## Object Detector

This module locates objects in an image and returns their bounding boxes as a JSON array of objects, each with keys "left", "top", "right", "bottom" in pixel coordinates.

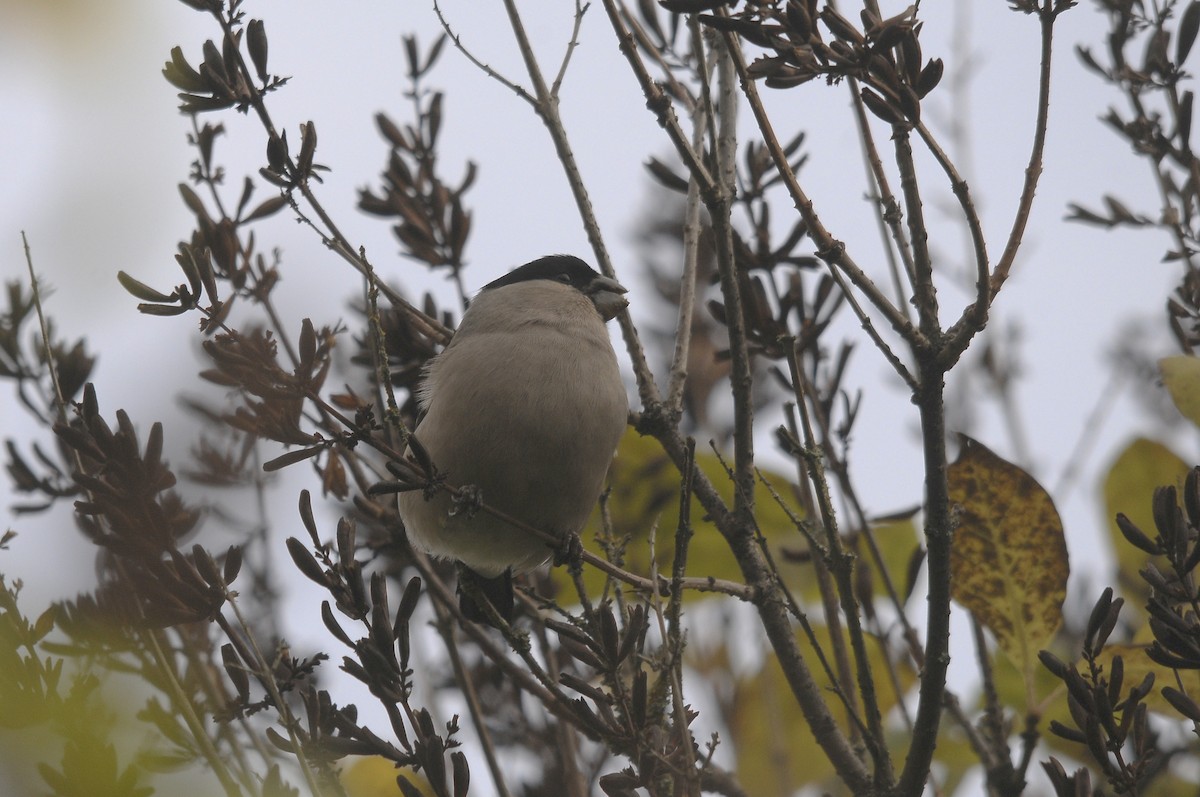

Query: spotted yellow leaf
[{"left": 947, "top": 436, "right": 1069, "bottom": 707}]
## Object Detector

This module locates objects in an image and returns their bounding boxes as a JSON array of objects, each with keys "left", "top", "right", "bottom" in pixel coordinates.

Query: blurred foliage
[{"left": 1103, "top": 437, "right": 1190, "bottom": 618}]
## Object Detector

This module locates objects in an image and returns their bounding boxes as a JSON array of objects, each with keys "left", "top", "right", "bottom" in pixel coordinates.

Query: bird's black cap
[{"left": 482, "top": 255, "right": 602, "bottom": 292}]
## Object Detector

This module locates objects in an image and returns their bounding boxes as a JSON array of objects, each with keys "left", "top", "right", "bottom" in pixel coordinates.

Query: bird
[{"left": 397, "top": 255, "right": 629, "bottom": 625}]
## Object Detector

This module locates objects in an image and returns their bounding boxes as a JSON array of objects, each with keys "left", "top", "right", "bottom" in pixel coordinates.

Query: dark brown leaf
[{"left": 1179, "top": 1, "right": 1200, "bottom": 67}]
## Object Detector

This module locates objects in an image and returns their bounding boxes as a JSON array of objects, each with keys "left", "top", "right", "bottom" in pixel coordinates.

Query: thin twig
[
  {"left": 716, "top": 28, "right": 927, "bottom": 362},
  {"left": 430, "top": 600, "right": 514, "bottom": 797},
  {"left": 432, "top": 0, "right": 536, "bottom": 106},
  {"left": 665, "top": 42, "right": 709, "bottom": 418},
  {"left": 22, "top": 233, "right": 69, "bottom": 425},
  {"left": 601, "top": 6, "right": 876, "bottom": 789},
  {"left": 662, "top": 439, "right": 699, "bottom": 793},
  {"left": 708, "top": 34, "right": 757, "bottom": 518},
  {"left": 845, "top": 78, "right": 918, "bottom": 315},
  {"left": 500, "top": 0, "right": 662, "bottom": 409},
  {"left": 947, "top": 3, "right": 1063, "bottom": 367},
  {"left": 894, "top": 129, "right": 941, "bottom": 341},
  {"left": 787, "top": 353, "right": 892, "bottom": 783},
  {"left": 211, "top": 8, "right": 454, "bottom": 350},
  {"left": 551, "top": 0, "right": 590, "bottom": 97}
]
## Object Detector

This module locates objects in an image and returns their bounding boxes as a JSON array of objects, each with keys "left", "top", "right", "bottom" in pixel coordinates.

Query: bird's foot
[
  {"left": 553, "top": 532, "right": 585, "bottom": 574},
  {"left": 449, "top": 484, "right": 483, "bottom": 518}
]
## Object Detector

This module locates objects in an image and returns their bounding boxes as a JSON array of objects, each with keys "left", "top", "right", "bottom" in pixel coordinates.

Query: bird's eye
[{"left": 555, "top": 273, "right": 572, "bottom": 284}]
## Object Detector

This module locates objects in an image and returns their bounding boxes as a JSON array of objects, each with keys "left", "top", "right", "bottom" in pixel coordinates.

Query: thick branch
[{"left": 894, "top": 358, "right": 954, "bottom": 797}]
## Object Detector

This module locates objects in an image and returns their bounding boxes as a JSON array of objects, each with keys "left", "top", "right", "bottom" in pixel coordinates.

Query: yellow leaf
[
  {"left": 1160, "top": 354, "right": 1200, "bottom": 427},
  {"left": 1096, "top": 643, "right": 1200, "bottom": 718},
  {"left": 947, "top": 436, "right": 1068, "bottom": 706},
  {"left": 558, "top": 430, "right": 808, "bottom": 600},
  {"left": 1103, "top": 438, "right": 1189, "bottom": 622},
  {"left": 341, "top": 756, "right": 432, "bottom": 797},
  {"left": 860, "top": 515, "right": 921, "bottom": 605},
  {"left": 722, "top": 622, "right": 915, "bottom": 796}
]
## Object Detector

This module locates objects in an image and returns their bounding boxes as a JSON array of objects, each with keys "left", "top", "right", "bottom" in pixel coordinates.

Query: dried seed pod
[
  {"left": 1084, "top": 587, "right": 1114, "bottom": 649},
  {"left": 765, "top": 66, "right": 817, "bottom": 89},
  {"left": 697, "top": 13, "right": 774, "bottom": 49},
  {"left": 163, "top": 46, "right": 208, "bottom": 93},
  {"left": 1185, "top": 466, "right": 1200, "bottom": 526},
  {"left": 631, "top": 669, "right": 648, "bottom": 729},
  {"left": 223, "top": 545, "right": 248, "bottom": 589},
  {"left": 297, "top": 121, "right": 318, "bottom": 179},
  {"left": 1048, "top": 719, "right": 1087, "bottom": 743},
  {"left": 1038, "top": 649, "right": 1071, "bottom": 680},
  {"left": 221, "top": 643, "right": 250, "bottom": 701},
  {"left": 867, "top": 52, "right": 900, "bottom": 91},
  {"left": 449, "top": 751, "right": 469, "bottom": 797},
  {"left": 396, "top": 576, "right": 423, "bottom": 624},
  {"left": 598, "top": 605, "right": 620, "bottom": 664},
  {"left": 376, "top": 112, "right": 408, "bottom": 149},
  {"left": 900, "top": 30, "right": 922, "bottom": 85},
  {"left": 916, "top": 57, "right": 944, "bottom": 98},
  {"left": 1115, "top": 512, "right": 1160, "bottom": 555},
  {"left": 1093, "top": 596, "right": 1123, "bottom": 653},
  {"left": 321, "top": 601, "right": 354, "bottom": 646},
  {"left": 192, "top": 544, "right": 223, "bottom": 588},
  {"left": 860, "top": 87, "right": 904, "bottom": 125},
  {"left": 1179, "top": 1, "right": 1200, "bottom": 66},
  {"left": 560, "top": 634, "right": 605, "bottom": 670},
  {"left": 1162, "top": 685, "right": 1200, "bottom": 721},
  {"left": 560, "top": 672, "right": 610, "bottom": 704},
  {"left": 118, "top": 271, "right": 176, "bottom": 304},
  {"left": 820, "top": 6, "right": 864, "bottom": 44},
  {"left": 897, "top": 83, "right": 921, "bottom": 122},
  {"left": 287, "top": 537, "right": 329, "bottom": 586},
  {"left": 201, "top": 39, "right": 231, "bottom": 89},
  {"left": 616, "top": 605, "right": 647, "bottom": 664},
  {"left": 785, "top": 0, "right": 812, "bottom": 39},
  {"left": 645, "top": 156, "right": 689, "bottom": 192},
  {"left": 1082, "top": 717, "right": 1109, "bottom": 769},
  {"left": 266, "top": 130, "right": 289, "bottom": 174},
  {"left": 397, "top": 775, "right": 425, "bottom": 797},
  {"left": 1126, "top": 672, "right": 1156, "bottom": 704},
  {"left": 247, "top": 19, "right": 269, "bottom": 83},
  {"left": 567, "top": 696, "right": 608, "bottom": 736},
  {"left": 871, "top": 19, "right": 912, "bottom": 51}
]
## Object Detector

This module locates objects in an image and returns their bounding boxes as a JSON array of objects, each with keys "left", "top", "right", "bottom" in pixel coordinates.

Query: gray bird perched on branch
[{"left": 398, "top": 255, "right": 629, "bottom": 625}]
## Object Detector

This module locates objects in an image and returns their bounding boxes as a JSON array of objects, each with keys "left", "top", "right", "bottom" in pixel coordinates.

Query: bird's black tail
[{"left": 457, "top": 566, "right": 515, "bottom": 627}]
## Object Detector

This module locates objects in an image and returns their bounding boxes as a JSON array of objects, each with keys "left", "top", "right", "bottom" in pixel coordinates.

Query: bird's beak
[{"left": 589, "top": 275, "right": 628, "bottom": 321}]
